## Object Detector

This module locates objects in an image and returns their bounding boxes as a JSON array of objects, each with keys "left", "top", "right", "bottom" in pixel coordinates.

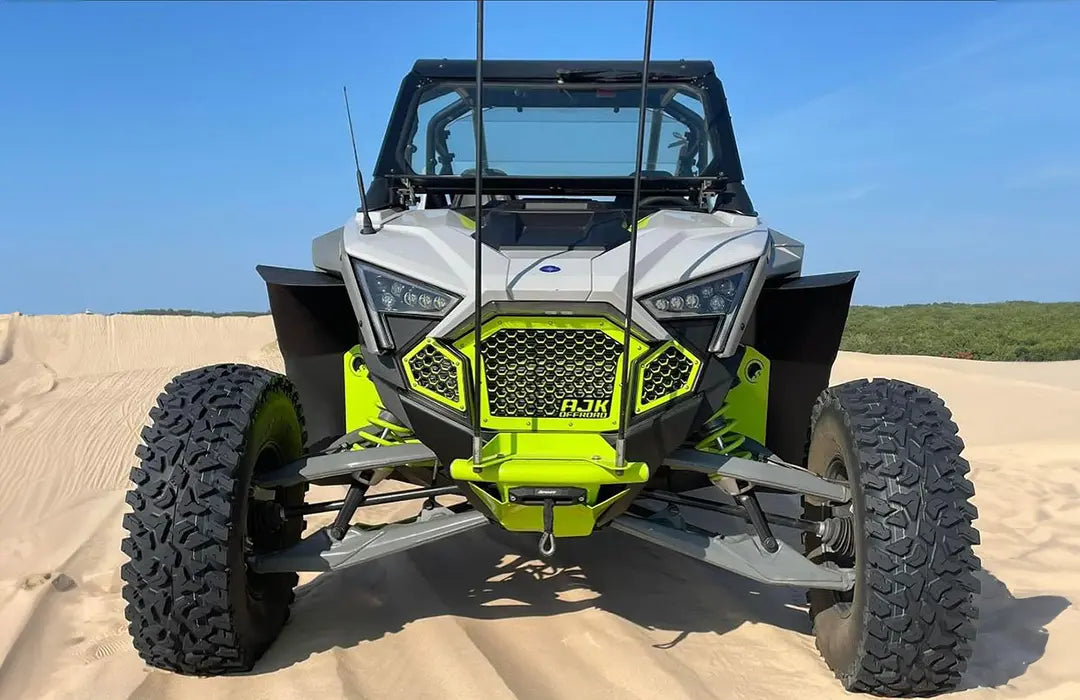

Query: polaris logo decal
[{"left": 558, "top": 398, "right": 610, "bottom": 418}]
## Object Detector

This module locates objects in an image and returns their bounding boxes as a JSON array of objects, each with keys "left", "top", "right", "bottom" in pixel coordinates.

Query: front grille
[
  {"left": 481, "top": 328, "right": 622, "bottom": 418},
  {"left": 640, "top": 345, "right": 695, "bottom": 406},
  {"left": 407, "top": 344, "right": 460, "bottom": 403}
]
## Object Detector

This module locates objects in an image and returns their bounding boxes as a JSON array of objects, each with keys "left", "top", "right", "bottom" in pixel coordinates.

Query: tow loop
[
  {"left": 538, "top": 531, "right": 556, "bottom": 557},
  {"left": 538, "top": 497, "right": 557, "bottom": 557}
]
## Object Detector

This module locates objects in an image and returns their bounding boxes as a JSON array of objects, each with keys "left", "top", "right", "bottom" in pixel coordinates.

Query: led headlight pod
[
  {"left": 353, "top": 261, "right": 461, "bottom": 318},
  {"left": 641, "top": 263, "right": 753, "bottom": 319}
]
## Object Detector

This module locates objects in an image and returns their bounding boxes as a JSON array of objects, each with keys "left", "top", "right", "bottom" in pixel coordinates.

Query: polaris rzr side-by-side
[{"left": 120, "top": 5, "right": 979, "bottom": 694}]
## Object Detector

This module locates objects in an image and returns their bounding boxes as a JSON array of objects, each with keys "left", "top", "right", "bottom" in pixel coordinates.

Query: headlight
[
  {"left": 353, "top": 261, "right": 460, "bottom": 349},
  {"left": 641, "top": 263, "right": 752, "bottom": 319}
]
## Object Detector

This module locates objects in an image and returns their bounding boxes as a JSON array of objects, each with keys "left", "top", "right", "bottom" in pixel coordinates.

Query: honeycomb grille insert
[
  {"left": 481, "top": 328, "right": 621, "bottom": 418},
  {"left": 407, "top": 344, "right": 460, "bottom": 403},
  {"left": 640, "top": 345, "right": 695, "bottom": 406}
]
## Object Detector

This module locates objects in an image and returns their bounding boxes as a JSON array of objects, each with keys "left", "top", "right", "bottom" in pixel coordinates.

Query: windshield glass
[{"left": 406, "top": 83, "right": 713, "bottom": 177}]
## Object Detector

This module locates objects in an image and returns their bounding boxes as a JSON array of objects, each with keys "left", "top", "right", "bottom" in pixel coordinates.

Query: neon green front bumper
[{"left": 450, "top": 433, "right": 648, "bottom": 536}]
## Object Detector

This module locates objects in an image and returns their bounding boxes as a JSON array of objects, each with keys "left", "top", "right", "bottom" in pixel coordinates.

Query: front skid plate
[{"left": 612, "top": 515, "right": 855, "bottom": 591}]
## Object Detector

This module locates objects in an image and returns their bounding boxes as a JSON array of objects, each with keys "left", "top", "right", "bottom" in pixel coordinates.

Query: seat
[
  {"left": 613, "top": 170, "right": 674, "bottom": 209},
  {"left": 451, "top": 168, "right": 514, "bottom": 208}
]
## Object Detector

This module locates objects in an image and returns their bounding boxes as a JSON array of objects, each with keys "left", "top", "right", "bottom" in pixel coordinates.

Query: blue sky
[{"left": 1, "top": 1, "right": 1078, "bottom": 313}]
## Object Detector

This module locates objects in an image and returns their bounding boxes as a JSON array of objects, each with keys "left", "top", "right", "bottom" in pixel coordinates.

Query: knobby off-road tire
[
  {"left": 803, "top": 379, "right": 980, "bottom": 696},
  {"left": 121, "top": 364, "right": 307, "bottom": 674}
]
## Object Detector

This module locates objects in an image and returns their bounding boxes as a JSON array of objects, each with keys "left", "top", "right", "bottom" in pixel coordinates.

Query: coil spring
[
  {"left": 329, "top": 413, "right": 415, "bottom": 451},
  {"left": 694, "top": 403, "right": 753, "bottom": 459}
]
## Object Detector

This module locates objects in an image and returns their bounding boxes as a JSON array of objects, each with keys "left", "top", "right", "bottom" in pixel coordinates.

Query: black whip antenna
[
  {"left": 616, "top": 0, "right": 655, "bottom": 466},
  {"left": 471, "top": 0, "right": 485, "bottom": 464},
  {"left": 343, "top": 85, "right": 377, "bottom": 235}
]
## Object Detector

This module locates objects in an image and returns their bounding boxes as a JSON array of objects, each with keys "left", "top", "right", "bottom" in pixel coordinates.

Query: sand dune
[{"left": 0, "top": 312, "right": 1076, "bottom": 699}]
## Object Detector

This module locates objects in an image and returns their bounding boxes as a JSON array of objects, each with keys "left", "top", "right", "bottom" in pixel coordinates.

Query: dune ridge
[{"left": 0, "top": 312, "right": 1076, "bottom": 699}]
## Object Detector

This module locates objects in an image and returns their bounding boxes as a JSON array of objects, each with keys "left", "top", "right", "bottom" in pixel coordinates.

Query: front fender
[
  {"left": 257, "top": 265, "right": 358, "bottom": 448},
  {"left": 746, "top": 271, "right": 858, "bottom": 463}
]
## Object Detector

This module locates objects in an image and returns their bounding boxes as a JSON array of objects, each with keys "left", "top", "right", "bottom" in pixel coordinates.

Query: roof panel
[{"left": 411, "top": 59, "right": 715, "bottom": 82}]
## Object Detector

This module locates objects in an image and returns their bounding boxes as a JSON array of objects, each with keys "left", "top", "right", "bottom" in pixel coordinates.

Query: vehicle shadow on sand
[
  {"left": 254, "top": 526, "right": 809, "bottom": 674},
  {"left": 253, "top": 524, "right": 1068, "bottom": 687},
  {"left": 961, "top": 569, "right": 1070, "bottom": 690}
]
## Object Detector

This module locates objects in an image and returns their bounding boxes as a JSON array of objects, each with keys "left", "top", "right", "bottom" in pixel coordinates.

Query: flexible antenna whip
[
  {"left": 343, "top": 86, "right": 376, "bottom": 235},
  {"left": 616, "top": 0, "right": 655, "bottom": 466},
  {"left": 471, "top": 0, "right": 485, "bottom": 463}
]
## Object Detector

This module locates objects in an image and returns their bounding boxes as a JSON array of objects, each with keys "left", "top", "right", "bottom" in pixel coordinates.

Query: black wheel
[
  {"left": 803, "top": 378, "right": 980, "bottom": 696},
  {"left": 121, "top": 364, "right": 307, "bottom": 675}
]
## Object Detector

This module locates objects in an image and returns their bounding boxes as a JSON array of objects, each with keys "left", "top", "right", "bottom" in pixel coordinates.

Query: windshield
[{"left": 405, "top": 83, "right": 714, "bottom": 178}]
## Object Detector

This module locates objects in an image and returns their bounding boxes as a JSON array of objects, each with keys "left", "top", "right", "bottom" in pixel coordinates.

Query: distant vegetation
[
  {"left": 841, "top": 302, "right": 1080, "bottom": 361},
  {"left": 116, "top": 302, "right": 1080, "bottom": 362},
  {"left": 120, "top": 309, "right": 268, "bottom": 318}
]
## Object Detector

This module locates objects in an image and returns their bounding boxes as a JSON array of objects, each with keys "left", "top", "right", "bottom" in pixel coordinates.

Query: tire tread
[
  {"left": 810, "top": 378, "right": 980, "bottom": 696},
  {"left": 120, "top": 363, "right": 304, "bottom": 675}
]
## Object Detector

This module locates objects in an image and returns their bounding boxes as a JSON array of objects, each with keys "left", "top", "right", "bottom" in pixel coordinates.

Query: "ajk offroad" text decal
[{"left": 558, "top": 398, "right": 610, "bottom": 419}]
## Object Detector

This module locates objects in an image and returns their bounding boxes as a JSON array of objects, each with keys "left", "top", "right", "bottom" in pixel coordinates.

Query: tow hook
[
  {"left": 536, "top": 498, "right": 555, "bottom": 556},
  {"left": 507, "top": 486, "right": 587, "bottom": 559}
]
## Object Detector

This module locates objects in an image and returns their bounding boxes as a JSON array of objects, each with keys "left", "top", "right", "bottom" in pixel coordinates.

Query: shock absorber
[
  {"left": 735, "top": 492, "right": 779, "bottom": 553},
  {"left": 328, "top": 411, "right": 415, "bottom": 451},
  {"left": 695, "top": 403, "right": 754, "bottom": 460},
  {"left": 695, "top": 402, "right": 756, "bottom": 497},
  {"left": 696, "top": 402, "right": 780, "bottom": 551},
  {"left": 327, "top": 412, "right": 416, "bottom": 541},
  {"left": 328, "top": 481, "right": 368, "bottom": 541}
]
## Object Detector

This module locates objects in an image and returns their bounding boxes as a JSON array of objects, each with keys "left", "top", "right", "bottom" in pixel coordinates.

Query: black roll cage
[{"left": 368, "top": 60, "right": 754, "bottom": 214}]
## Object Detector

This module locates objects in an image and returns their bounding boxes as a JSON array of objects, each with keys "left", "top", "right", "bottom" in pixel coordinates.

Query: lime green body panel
[
  {"left": 467, "top": 487, "right": 630, "bottom": 537},
  {"left": 344, "top": 331, "right": 772, "bottom": 536},
  {"left": 633, "top": 340, "right": 702, "bottom": 413},
  {"left": 401, "top": 338, "right": 468, "bottom": 412},
  {"left": 344, "top": 346, "right": 387, "bottom": 431},
  {"left": 450, "top": 433, "right": 648, "bottom": 537},
  {"left": 723, "top": 345, "right": 770, "bottom": 446},
  {"left": 452, "top": 315, "right": 651, "bottom": 432},
  {"left": 396, "top": 315, "right": 701, "bottom": 429},
  {"left": 456, "top": 212, "right": 476, "bottom": 231},
  {"left": 695, "top": 346, "right": 770, "bottom": 460}
]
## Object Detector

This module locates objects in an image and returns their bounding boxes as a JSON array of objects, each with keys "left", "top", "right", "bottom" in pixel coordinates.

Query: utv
[{"left": 120, "top": 57, "right": 979, "bottom": 695}]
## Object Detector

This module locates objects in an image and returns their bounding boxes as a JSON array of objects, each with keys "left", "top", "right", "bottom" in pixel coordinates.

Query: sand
[{"left": 0, "top": 312, "right": 1076, "bottom": 699}]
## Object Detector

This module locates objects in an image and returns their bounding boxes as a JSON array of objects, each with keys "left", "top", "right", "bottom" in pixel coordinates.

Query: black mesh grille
[
  {"left": 407, "top": 344, "right": 460, "bottom": 403},
  {"left": 640, "top": 345, "right": 694, "bottom": 405},
  {"left": 481, "top": 328, "right": 621, "bottom": 418}
]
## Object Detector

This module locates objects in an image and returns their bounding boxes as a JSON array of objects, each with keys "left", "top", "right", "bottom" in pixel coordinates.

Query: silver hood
[{"left": 314, "top": 207, "right": 803, "bottom": 356}]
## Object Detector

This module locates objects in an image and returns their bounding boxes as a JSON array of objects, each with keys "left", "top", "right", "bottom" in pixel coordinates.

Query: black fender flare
[
  {"left": 747, "top": 271, "right": 858, "bottom": 463},
  {"left": 258, "top": 265, "right": 357, "bottom": 449}
]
